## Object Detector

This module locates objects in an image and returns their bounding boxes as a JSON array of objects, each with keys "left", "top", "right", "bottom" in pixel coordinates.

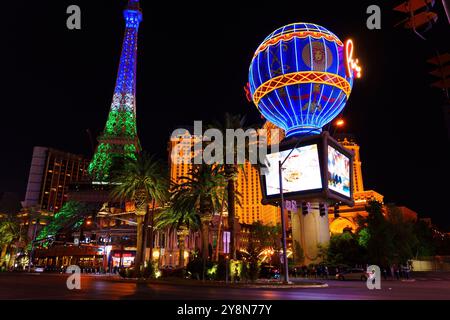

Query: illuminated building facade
[
  {"left": 15, "top": 146, "right": 89, "bottom": 247},
  {"left": 22, "top": 146, "right": 89, "bottom": 212},
  {"left": 328, "top": 135, "right": 384, "bottom": 233},
  {"left": 168, "top": 123, "right": 280, "bottom": 226}
]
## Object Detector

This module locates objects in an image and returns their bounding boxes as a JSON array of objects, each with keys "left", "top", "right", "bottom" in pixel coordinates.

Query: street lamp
[
  {"left": 335, "top": 119, "right": 345, "bottom": 127},
  {"left": 278, "top": 128, "right": 317, "bottom": 284},
  {"left": 331, "top": 117, "right": 345, "bottom": 137}
]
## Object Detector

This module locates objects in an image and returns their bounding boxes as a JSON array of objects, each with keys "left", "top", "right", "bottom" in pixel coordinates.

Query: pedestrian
[
  {"left": 394, "top": 265, "right": 400, "bottom": 280},
  {"left": 324, "top": 266, "right": 329, "bottom": 279},
  {"left": 390, "top": 265, "right": 394, "bottom": 280},
  {"left": 382, "top": 267, "right": 387, "bottom": 280}
]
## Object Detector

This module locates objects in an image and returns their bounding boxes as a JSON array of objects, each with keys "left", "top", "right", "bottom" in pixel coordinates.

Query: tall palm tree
[
  {"left": 0, "top": 214, "right": 25, "bottom": 269},
  {"left": 111, "top": 153, "right": 168, "bottom": 272},
  {"left": 155, "top": 202, "right": 200, "bottom": 267},
  {"left": 210, "top": 113, "right": 255, "bottom": 259},
  {"left": 169, "top": 164, "right": 226, "bottom": 263}
]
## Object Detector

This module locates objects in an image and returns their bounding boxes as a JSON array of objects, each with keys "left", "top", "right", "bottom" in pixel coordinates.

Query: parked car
[
  {"left": 259, "top": 265, "right": 281, "bottom": 279},
  {"left": 31, "top": 265, "right": 45, "bottom": 273},
  {"left": 335, "top": 268, "right": 369, "bottom": 281}
]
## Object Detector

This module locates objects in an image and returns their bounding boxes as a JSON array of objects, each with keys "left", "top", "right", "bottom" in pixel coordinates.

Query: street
[{"left": 0, "top": 273, "right": 449, "bottom": 300}]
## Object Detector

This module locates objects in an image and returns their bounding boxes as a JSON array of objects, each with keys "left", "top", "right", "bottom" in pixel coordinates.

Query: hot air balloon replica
[
  {"left": 248, "top": 22, "right": 361, "bottom": 137},
  {"left": 249, "top": 23, "right": 362, "bottom": 268}
]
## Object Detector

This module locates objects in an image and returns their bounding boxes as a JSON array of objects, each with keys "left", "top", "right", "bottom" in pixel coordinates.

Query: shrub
[
  {"left": 186, "top": 257, "right": 205, "bottom": 280},
  {"left": 119, "top": 267, "right": 136, "bottom": 278},
  {"left": 248, "top": 259, "right": 259, "bottom": 282},
  {"left": 141, "top": 263, "right": 156, "bottom": 279},
  {"left": 161, "top": 267, "right": 185, "bottom": 278},
  {"left": 216, "top": 257, "right": 227, "bottom": 281}
]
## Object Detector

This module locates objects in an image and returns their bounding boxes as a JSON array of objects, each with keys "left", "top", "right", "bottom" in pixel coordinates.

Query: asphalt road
[{"left": 0, "top": 273, "right": 449, "bottom": 300}]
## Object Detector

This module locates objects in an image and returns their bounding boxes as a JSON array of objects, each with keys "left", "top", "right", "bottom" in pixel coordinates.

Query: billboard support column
[
  {"left": 294, "top": 203, "right": 330, "bottom": 265},
  {"left": 278, "top": 160, "right": 290, "bottom": 284}
]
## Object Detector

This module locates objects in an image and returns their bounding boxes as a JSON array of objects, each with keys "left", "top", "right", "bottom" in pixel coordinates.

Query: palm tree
[
  {"left": 0, "top": 214, "right": 25, "bottom": 269},
  {"left": 210, "top": 113, "right": 255, "bottom": 259},
  {"left": 111, "top": 153, "right": 168, "bottom": 272},
  {"left": 169, "top": 164, "right": 226, "bottom": 264},
  {"left": 155, "top": 203, "right": 200, "bottom": 267}
]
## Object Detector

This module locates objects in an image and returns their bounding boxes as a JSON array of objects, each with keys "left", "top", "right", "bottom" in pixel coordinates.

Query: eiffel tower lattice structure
[{"left": 89, "top": 0, "right": 143, "bottom": 182}]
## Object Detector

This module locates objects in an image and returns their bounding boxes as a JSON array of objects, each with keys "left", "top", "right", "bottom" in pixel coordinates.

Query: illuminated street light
[{"left": 336, "top": 119, "right": 345, "bottom": 127}]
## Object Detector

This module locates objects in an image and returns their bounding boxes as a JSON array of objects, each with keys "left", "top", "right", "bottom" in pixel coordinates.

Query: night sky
[{"left": 2, "top": 1, "right": 449, "bottom": 229}]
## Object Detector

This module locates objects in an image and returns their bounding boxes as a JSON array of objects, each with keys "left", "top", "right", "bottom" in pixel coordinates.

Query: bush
[
  {"left": 141, "top": 263, "right": 156, "bottom": 279},
  {"left": 216, "top": 257, "right": 227, "bottom": 281},
  {"left": 186, "top": 257, "right": 203, "bottom": 280},
  {"left": 161, "top": 267, "right": 185, "bottom": 278},
  {"left": 118, "top": 267, "right": 136, "bottom": 278},
  {"left": 240, "top": 261, "right": 249, "bottom": 282},
  {"left": 186, "top": 257, "right": 214, "bottom": 280},
  {"left": 118, "top": 263, "right": 157, "bottom": 279},
  {"left": 248, "top": 260, "right": 259, "bottom": 282}
]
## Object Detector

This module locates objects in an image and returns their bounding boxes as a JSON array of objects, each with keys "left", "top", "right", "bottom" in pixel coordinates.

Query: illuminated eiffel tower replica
[{"left": 88, "top": 0, "right": 143, "bottom": 183}]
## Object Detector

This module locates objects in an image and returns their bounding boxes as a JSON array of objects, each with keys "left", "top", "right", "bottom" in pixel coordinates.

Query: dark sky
[{"left": 2, "top": 1, "right": 449, "bottom": 229}]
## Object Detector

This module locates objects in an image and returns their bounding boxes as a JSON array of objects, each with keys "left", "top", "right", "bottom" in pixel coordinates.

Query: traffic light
[
  {"left": 301, "top": 202, "right": 310, "bottom": 215},
  {"left": 334, "top": 203, "right": 340, "bottom": 218},
  {"left": 319, "top": 203, "right": 327, "bottom": 217}
]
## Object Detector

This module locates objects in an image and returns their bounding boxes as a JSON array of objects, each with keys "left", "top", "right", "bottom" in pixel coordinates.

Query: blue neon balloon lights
[{"left": 249, "top": 23, "right": 358, "bottom": 137}]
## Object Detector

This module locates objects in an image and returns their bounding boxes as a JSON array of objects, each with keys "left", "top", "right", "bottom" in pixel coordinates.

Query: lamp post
[
  {"left": 331, "top": 118, "right": 345, "bottom": 137},
  {"left": 277, "top": 128, "right": 317, "bottom": 284}
]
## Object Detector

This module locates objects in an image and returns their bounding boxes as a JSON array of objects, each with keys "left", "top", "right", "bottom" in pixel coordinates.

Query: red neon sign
[{"left": 345, "top": 39, "right": 362, "bottom": 79}]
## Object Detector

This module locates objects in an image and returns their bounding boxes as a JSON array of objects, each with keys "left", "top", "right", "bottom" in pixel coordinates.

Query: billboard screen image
[
  {"left": 264, "top": 144, "right": 322, "bottom": 196},
  {"left": 328, "top": 145, "right": 350, "bottom": 197}
]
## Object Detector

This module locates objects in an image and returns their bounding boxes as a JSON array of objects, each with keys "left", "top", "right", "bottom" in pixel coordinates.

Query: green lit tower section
[{"left": 89, "top": 0, "right": 143, "bottom": 182}]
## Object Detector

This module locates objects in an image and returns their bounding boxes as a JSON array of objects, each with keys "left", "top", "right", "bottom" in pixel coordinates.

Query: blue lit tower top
[
  {"left": 88, "top": 0, "right": 143, "bottom": 182},
  {"left": 111, "top": 0, "right": 143, "bottom": 113}
]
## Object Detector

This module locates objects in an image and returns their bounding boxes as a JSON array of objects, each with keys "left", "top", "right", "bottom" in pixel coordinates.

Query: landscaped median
[{"left": 102, "top": 276, "right": 328, "bottom": 289}]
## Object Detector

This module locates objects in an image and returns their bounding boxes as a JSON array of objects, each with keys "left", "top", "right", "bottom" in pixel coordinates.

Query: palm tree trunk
[
  {"left": 177, "top": 227, "right": 188, "bottom": 267},
  {"left": 148, "top": 199, "right": 156, "bottom": 264},
  {"left": 227, "top": 178, "right": 236, "bottom": 259},
  {"left": 135, "top": 215, "right": 144, "bottom": 272},
  {"left": 200, "top": 217, "right": 210, "bottom": 281},
  {"left": 7, "top": 245, "right": 16, "bottom": 269},
  {"left": 200, "top": 217, "right": 210, "bottom": 262},
  {"left": 215, "top": 194, "right": 226, "bottom": 262},
  {"left": 141, "top": 209, "right": 149, "bottom": 266},
  {"left": 1, "top": 244, "right": 8, "bottom": 268}
]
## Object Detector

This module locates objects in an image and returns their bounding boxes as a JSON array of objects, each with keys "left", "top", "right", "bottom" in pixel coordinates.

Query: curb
[{"left": 102, "top": 277, "right": 329, "bottom": 289}]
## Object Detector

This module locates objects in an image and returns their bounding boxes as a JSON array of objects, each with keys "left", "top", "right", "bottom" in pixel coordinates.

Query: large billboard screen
[
  {"left": 263, "top": 144, "right": 322, "bottom": 196},
  {"left": 327, "top": 145, "right": 351, "bottom": 197}
]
